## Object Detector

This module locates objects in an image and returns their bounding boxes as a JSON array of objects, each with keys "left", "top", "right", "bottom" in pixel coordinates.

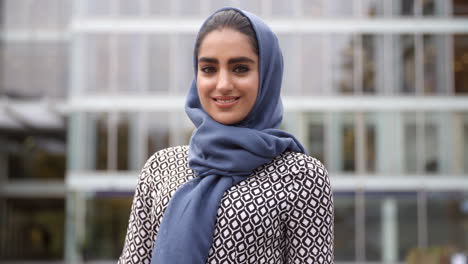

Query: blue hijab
[{"left": 151, "top": 7, "right": 305, "bottom": 264}]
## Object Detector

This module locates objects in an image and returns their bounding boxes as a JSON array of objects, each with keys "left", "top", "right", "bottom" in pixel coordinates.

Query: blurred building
[{"left": 1, "top": 0, "right": 468, "bottom": 263}]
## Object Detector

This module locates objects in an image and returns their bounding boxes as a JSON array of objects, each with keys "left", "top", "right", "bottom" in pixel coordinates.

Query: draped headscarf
[{"left": 151, "top": 7, "right": 306, "bottom": 264}]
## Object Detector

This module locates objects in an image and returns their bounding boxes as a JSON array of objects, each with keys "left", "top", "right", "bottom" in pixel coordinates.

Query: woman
[{"left": 119, "top": 7, "right": 333, "bottom": 264}]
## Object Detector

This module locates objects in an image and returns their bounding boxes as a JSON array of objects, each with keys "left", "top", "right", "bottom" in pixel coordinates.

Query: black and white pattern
[{"left": 118, "top": 146, "right": 333, "bottom": 264}]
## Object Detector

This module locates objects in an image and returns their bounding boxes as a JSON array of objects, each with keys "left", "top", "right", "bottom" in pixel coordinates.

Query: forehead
[{"left": 198, "top": 28, "right": 258, "bottom": 59}]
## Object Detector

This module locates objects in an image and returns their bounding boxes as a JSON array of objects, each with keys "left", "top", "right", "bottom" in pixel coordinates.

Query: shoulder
[
  {"left": 268, "top": 151, "right": 328, "bottom": 178},
  {"left": 140, "top": 145, "right": 191, "bottom": 181}
]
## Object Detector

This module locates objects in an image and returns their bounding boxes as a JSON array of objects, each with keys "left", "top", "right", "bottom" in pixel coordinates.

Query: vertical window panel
[
  {"left": 278, "top": 34, "right": 301, "bottom": 95},
  {"left": 115, "top": 34, "right": 145, "bottom": 92},
  {"left": 117, "top": 114, "right": 130, "bottom": 171},
  {"left": 464, "top": 117, "right": 468, "bottom": 173},
  {"left": 85, "top": 34, "right": 111, "bottom": 93},
  {"left": 84, "top": 0, "right": 113, "bottom": 16},
  {"left": 423, "top": 35, "right": 445, "bottom": 94},
  {"left": 0, "top": 198, "right": 65, "bottom": 260},
  {"left": 238, "top": 0, "right": 262, "bottom": 15},
  {"left": 271, "top": 0, "right": 297, "bottom": 17},
  {"left": 403, "top": 113, "right": 418, "bottom": 174},
  {"left": 393, "top": 0, "right": 415, "bottom": 16},
  {"left": 453, "top": 0, "right": 468, "bottom": 16},
  {"left": 84, "top": 194, "right": 132, "bottom": 260},
  {"left": 424, "top": 117, "right": 439, "bottom": 173},
  {"left": 364, "top": 113, "right": 377, "bottom": 173},
  {"left": 454, "top": 34, "right": 468, "bottom": 94},
  {"left": 147, "top": 113, "right": 170, "bottom": 157},
  {"left": 302, "top": 34, "right": 325, "bottom": 95},
  {"left": 307, "top": 113, "right": 325, "bottom": 164},
  {"left": 361, "top": 34, "right": 379, "bottom": 94},
  {"left": 334, "top": 192, "right": 356, "bottom": 261},
  {"left": 360, "top": 0, "right": 386, "bottom": 17},
  {"left": 94, "top": 113, "right": 108, "bottom": 171},
  {"left": 301, "top": 0, "right": 324, "bottom": 17},
  {"left": 174, "top": 0, "right": 202, "bottom": 17},
  {"left": 395, "top": 35, "right": 416, "bottom": 94},
  {"left": 427, "top": 192, "right": 468, "bottom": 251},
  {"left": 324, "top": 0, "right": 354, "bottom": 17},
  {"left": 331, "top": 34, "right": 355, "bottom": 94},
  {"left": 148, "top": 0, "right": 171, "bottom": 16},
  {"left": 341, "top": 113, "right": 356, "bottom": 172},
  {"left": 174, "top": 34, "right": 196, "bottom": 95},
  {"left": 118, "top": 0, "right": 141, "bottom": 16},
  {"left": 148, "top": 35, "right": 171, "bottom": 93}
]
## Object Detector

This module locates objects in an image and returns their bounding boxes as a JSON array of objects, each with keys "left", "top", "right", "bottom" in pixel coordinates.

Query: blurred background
[{"left": 0, "top": 0, "right": 468, "bottom": 263}]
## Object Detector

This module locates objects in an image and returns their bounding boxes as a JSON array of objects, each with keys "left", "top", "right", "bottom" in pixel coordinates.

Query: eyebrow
[{"left": 198, "top": 56, "right": 255, "bottom": 64}]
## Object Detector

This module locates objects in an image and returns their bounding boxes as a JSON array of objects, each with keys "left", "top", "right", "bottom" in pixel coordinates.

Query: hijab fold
[{"left": 151, "top": 7, "right": 305, "bottom": 264}]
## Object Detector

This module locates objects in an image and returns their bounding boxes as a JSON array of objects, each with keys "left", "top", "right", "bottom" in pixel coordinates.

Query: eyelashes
[{"left": 199, "top": 64, "right": 251, "bottom": 74}]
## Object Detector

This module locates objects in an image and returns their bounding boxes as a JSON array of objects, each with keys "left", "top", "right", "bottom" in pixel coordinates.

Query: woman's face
[{"left": 197, "top": 28, "right": 259, "bottom": 125}]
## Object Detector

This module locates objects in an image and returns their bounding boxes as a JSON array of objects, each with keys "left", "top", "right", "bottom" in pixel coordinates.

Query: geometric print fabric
[{"left": 118, "top": 146, "right": 333, "bottom": 264}]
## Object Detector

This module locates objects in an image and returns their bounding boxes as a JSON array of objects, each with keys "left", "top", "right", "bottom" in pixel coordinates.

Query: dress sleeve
[
  {"left": 286, "top": 158, "right": 334, "bottom": 264},
  {"left": 118, "top": 156, "right": 157, "bottom": 264}
]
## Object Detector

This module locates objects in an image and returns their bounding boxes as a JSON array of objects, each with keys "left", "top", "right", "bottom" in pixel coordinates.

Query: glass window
[
  {"left": 278, "top": 34, "right": 301, "bottom": 95},
  {"left": 2, "top": 0, "right": 26, "bottom": 30},
  {"left": 301, "top": 34, "right": 325, "bottom": 95},
  {"left": 115, "top": 34, "right": 145, "bottom": 92},
  {"left": 427, "top": 192, "right": 468, "bottom": 252},
  {"left": 148, "top": 0, "right": 171, "bottom": 16},
  {"left": 2, "top": 128, "right": 66, "bottom": 180},
  {"left": 454, "top": 34, "right": 468, "bottom": 94},
  {"left": 424, "top": 115, "right": 440, "bottom": 173},
  {"left": 84, "top": 34, "right": 111, "bottom": 93},
  {"left": 301, "top": 0, "right": 324, "bottom": 17},
  {"left": 365, "top": 192, "right": 418, "bottom": 262},
  {"left": 306, "top": 113, "right": 325, "bottom": 164},
  {"left": 361, "top": 34, "right": 380, "bottom": 94},
  {"left": 330, "top": 34, "right": 355, "bottom": 94},
  {"left": 271, "top": 0, "right": 298, "bottom": 17},
  {"left": 148, "top": 34, "right": 171, "bottom": 92},
  {"left": 1, "top": 42, "right": 68, "bottom": 99},
  {"left": 403, "top": 112, "right": 418, "bottom": 174},
  {"left": 83, "top": 193, "right": 133, "bottom": 260},
  {"left": 324, "top": 0, "right": 354, "bottom": 17},
  {"left": 0, "top": 198, "right": 65, "bottom": 260},
  {"left": 147, "top": 113, "right": 170, "bottom": 157},
  {"left": 423, "top": 34, "right": 445, "bottom": 94},
  {"left": 395, "top": 35, "right": 416, "bottom": 94},
  {"left": 118, "top": 0, "right": 141, "bottom": 16},
  {"left": 174, "top": 0, "right": 201, "bottom": 17},
  {"left": 334, "top": 192, "right": 356, "bottom": 261},
  {"left": 116, "top": 114, "right": 131, "bottom": 171},
  {"left": 94, "top": 113, "right": 109, "bottom": 171},
  {"left": 84, "top": 0, "right": 113, "bottom": 16},
  {"left": 174, "top": 34, "right": 196, "bottom": 95},
  {"left": 360, "top": 0, "right": 385, "bottom": 17},
  {"left": 238, "top": 0, "right": 262, "bottom": 15},
  {"left": 393, "top": 0, "right": 415, "bottom": 16},
  {"left": 464, "top": 118, "right": 468, "bottom": 173},
  {"left": 341, "top": 113, "right": 355, "bottom": 172},
  {"left": 364, "top": 113, "right": 377, "bottom": 172},
  {"left": 453, "top": 0, "right": 468, "bottom": 16}
]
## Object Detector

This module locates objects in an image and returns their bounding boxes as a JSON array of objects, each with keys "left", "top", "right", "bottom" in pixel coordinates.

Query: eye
[
  {"left": 200, "top": 66, "right": 216, "bottom": 74},
  {"left": 233, "top": 64, "right": 250, "bottom": 74}
]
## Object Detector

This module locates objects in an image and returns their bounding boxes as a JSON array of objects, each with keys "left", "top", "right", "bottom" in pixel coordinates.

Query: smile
[{"left": 212, "top": 96, "right": 240, "bottom": 107}]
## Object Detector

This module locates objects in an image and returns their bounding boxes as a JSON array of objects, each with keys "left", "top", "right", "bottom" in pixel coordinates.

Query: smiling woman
[
  {"left": 118, "top": 7, "right": 334, "bottom": 264},
  {"left": 197, "top": 28, "right": 259, "bottom": 125}
]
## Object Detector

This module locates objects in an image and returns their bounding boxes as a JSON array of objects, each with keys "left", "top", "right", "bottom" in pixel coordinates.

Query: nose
[{"left": 216, "top": 69, "right": 233, "bottom": 93}]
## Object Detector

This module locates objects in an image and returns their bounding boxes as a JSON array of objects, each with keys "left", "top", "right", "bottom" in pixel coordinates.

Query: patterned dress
[{"left": 118, "top": 146, "right": 334, "bottom": 264}]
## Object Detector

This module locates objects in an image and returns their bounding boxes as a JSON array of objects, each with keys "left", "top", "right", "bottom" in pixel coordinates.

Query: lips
[
  {"left": 212, "top": 96, "right": 240, "bottom": 108},
  {"left": 213, "top": 96, "right": 240, "bottom": 104}
]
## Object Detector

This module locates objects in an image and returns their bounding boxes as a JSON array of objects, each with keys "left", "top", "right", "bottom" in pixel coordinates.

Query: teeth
[{"left": 216, "top": 98, "right": 237, "bottom": 103}]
